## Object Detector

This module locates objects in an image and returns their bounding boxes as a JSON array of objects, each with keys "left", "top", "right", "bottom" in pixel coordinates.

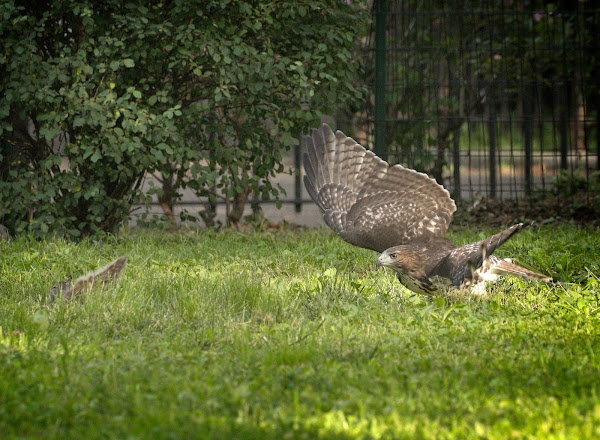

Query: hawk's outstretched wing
[{"left": 303, "top": 123, "right": 457, "bottom": 252}]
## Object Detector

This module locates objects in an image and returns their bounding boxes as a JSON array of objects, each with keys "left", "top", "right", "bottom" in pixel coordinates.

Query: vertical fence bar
[
  {"left": 559, "top": 11, "right": 569, "bottom": 173},
  {"left": 374, "top": 0, "right": 387, "bottom": 160},
  {"left": 208, "top": 134, "right": 217, "bottom": 217},
  {"left": 559, "top": 85, "right": 569, "bottom": 171},
  {"left": 597, "top": 107, "right": 600, "bottom": 171},
  {"left": 523, "top": 83, "right": 533, "bottom": 197},
  {"left": 487, "top": 87, "right": 497, "bottom": 199},
  {"left": 451, "top": 72, "right": 461, "bottom": 202},
  {"left": 452, "top": 127, "right": 461, "bottom": 202},
  {"left": 294, "top": 136, "right": 302, "bottom": 213}
]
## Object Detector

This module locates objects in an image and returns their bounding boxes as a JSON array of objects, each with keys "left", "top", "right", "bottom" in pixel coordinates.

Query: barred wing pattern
[{"left": 303, "top": 124, "right": 457, "bottom": 252}]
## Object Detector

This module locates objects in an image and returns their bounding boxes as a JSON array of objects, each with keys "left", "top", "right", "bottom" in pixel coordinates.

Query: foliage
[
  {"left": 552, "top": 170, "right": 600, "bottom": 197},
  {"left": 548, "top": 170, "right": 600, "bottom": 215},
  {"left": 0, "top": 0, "right": 368, "bottom": 237},
  {"left": 1, "top": 224, "right": 600, "bottom": 438}
]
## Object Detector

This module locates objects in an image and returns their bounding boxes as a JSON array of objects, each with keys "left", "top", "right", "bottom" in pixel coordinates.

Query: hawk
[{"left": 303, "top": 123, "right": 551, "bottom": 296}]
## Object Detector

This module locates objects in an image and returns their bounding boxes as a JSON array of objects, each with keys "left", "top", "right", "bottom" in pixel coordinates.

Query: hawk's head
[
  {"left": 376, "top": 246, "right": 423, "bottom": 274},
  {"left": 376, "top": 245, "right": 444, "bottom": 295}
]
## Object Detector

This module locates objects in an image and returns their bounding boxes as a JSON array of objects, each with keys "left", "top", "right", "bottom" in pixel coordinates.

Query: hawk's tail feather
[{"left": 489, "top": 257, "right": 552, "bottom": 283}]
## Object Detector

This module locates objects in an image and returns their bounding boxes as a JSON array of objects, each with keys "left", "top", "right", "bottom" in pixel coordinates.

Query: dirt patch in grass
[{"left": 452, "top": 193, "right": 600, "bottom": 229}]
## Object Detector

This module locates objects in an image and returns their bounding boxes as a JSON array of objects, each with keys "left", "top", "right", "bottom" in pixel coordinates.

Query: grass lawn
[{"left": 1, "top": 224, "right": 599, "bottom": 439}]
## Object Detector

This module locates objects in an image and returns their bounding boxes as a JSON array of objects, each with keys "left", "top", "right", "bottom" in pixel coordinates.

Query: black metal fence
[{"left": 364, "top": 0, "right": 600, "bottom": 202}]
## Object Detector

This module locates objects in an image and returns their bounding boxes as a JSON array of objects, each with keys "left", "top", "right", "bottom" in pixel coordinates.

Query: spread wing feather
[{"left": 303, "top": 123, "right": 457, "bottom": 252}]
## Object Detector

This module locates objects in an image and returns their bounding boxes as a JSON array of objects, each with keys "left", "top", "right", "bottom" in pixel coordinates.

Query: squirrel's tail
[{"left": 48, "top": 256, "right": 127, "bottom": 303}]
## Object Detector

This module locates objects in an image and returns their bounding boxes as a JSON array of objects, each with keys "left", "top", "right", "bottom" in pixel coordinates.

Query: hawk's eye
[{"left": 389, "top": 252, "right": 398, "bottom": 259}]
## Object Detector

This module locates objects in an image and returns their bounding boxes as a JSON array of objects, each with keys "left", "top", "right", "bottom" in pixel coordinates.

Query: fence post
[{"left": 374, "top": 0, "right": 387, "bottom": 161}]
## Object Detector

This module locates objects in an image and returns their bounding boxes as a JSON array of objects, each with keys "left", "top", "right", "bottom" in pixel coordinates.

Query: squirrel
[{"left": 48, "top": 256, "right": 127, "bottom": 303}]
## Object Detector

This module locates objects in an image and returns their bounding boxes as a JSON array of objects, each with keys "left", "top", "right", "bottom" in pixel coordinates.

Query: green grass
[{"left": 1, "top": 225, "right": 599, "bottom": 439}]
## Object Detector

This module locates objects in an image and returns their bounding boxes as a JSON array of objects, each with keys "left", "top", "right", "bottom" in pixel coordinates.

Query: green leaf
[
  {"left": 123, "top": 58, "right": 135, "bottom": 68},
  {"left": 90, "top": 150, "right": 102, "bottom": 163}
]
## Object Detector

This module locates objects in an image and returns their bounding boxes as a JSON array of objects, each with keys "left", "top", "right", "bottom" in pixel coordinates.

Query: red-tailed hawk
[{"left": 303, "top": 123, "right": 551, "bottom": 296}]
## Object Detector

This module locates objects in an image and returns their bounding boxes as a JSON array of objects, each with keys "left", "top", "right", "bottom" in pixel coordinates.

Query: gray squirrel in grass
[{"left": 48, "top": 256, "right": 127, "bottom": 303}]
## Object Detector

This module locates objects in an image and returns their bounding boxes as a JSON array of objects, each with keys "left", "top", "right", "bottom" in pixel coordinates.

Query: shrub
[{"left": 0, "top": 0, "right": 368, "bottom": 236}]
